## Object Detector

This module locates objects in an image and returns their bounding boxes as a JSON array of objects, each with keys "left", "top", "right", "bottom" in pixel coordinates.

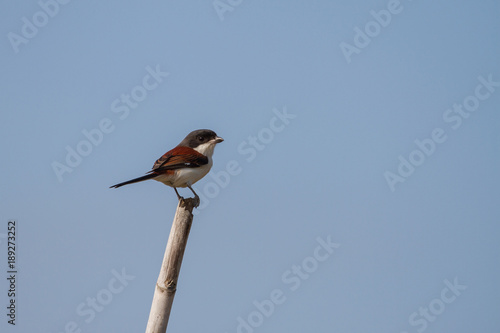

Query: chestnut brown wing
[{"left": 149, "top": 146, "right": 208, "bottom": 173}]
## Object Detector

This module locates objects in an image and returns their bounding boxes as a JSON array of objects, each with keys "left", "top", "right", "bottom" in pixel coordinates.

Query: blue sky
[{"left": 1, "top": 1, "right": 499, "bottom": 332}]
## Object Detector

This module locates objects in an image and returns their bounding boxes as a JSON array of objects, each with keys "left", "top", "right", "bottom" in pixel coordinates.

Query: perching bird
[{"left": 110, "top": 129, "right": 223, "bottom": 207}]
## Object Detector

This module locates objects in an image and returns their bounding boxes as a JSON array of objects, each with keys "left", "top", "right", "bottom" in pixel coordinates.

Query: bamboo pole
[{"left": 145, "top": 198, "right": 196, "bottom": 333}]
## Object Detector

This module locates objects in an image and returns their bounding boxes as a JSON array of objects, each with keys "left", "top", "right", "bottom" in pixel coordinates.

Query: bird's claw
[
  {"left": 193, "top": 195, "right": 200, "bottom": 208},
  {"left": 177, "top": 195, "right": 200, "bottom": 208}
]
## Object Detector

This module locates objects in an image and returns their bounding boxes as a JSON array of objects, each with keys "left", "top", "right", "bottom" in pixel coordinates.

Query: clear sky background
[{"left": 1, "top": 1, "right": 499, "bottom": 332}]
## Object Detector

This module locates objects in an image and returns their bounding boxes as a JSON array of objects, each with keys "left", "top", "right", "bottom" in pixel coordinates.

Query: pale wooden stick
[{"left": 145, "top": 198, "right": 196, "bottom": 333}]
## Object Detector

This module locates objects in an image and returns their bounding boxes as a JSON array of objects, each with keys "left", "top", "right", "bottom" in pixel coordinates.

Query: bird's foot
[
  {"left": 177, "top": 195, "right": 199, "bottom": 208},
  {"left": 193, "top": 195, "right": 200, "bottom": 208}
]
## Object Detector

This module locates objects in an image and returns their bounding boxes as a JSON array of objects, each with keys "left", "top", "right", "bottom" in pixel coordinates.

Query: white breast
[{"left": 170, "top": 158, "right": 213, "bottom": 188}]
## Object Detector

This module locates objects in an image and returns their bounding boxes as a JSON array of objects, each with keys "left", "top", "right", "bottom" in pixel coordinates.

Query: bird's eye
[{"left": 198, "top": 136, "right": 205, "bottom": 141}]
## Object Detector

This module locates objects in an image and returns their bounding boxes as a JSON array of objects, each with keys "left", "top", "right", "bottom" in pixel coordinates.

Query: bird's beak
[{"left": 214, "top": 136, "right": 224, "bottom": 144}]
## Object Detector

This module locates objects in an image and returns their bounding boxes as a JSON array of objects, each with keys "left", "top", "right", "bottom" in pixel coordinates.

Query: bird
[{"left": 110, "top": 129, "right": 223, "bottom": 207}]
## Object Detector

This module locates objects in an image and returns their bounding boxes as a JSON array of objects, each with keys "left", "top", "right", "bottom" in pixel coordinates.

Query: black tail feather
[{"left": 110, "top": 173, "right": 157, "bottom": 188}]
